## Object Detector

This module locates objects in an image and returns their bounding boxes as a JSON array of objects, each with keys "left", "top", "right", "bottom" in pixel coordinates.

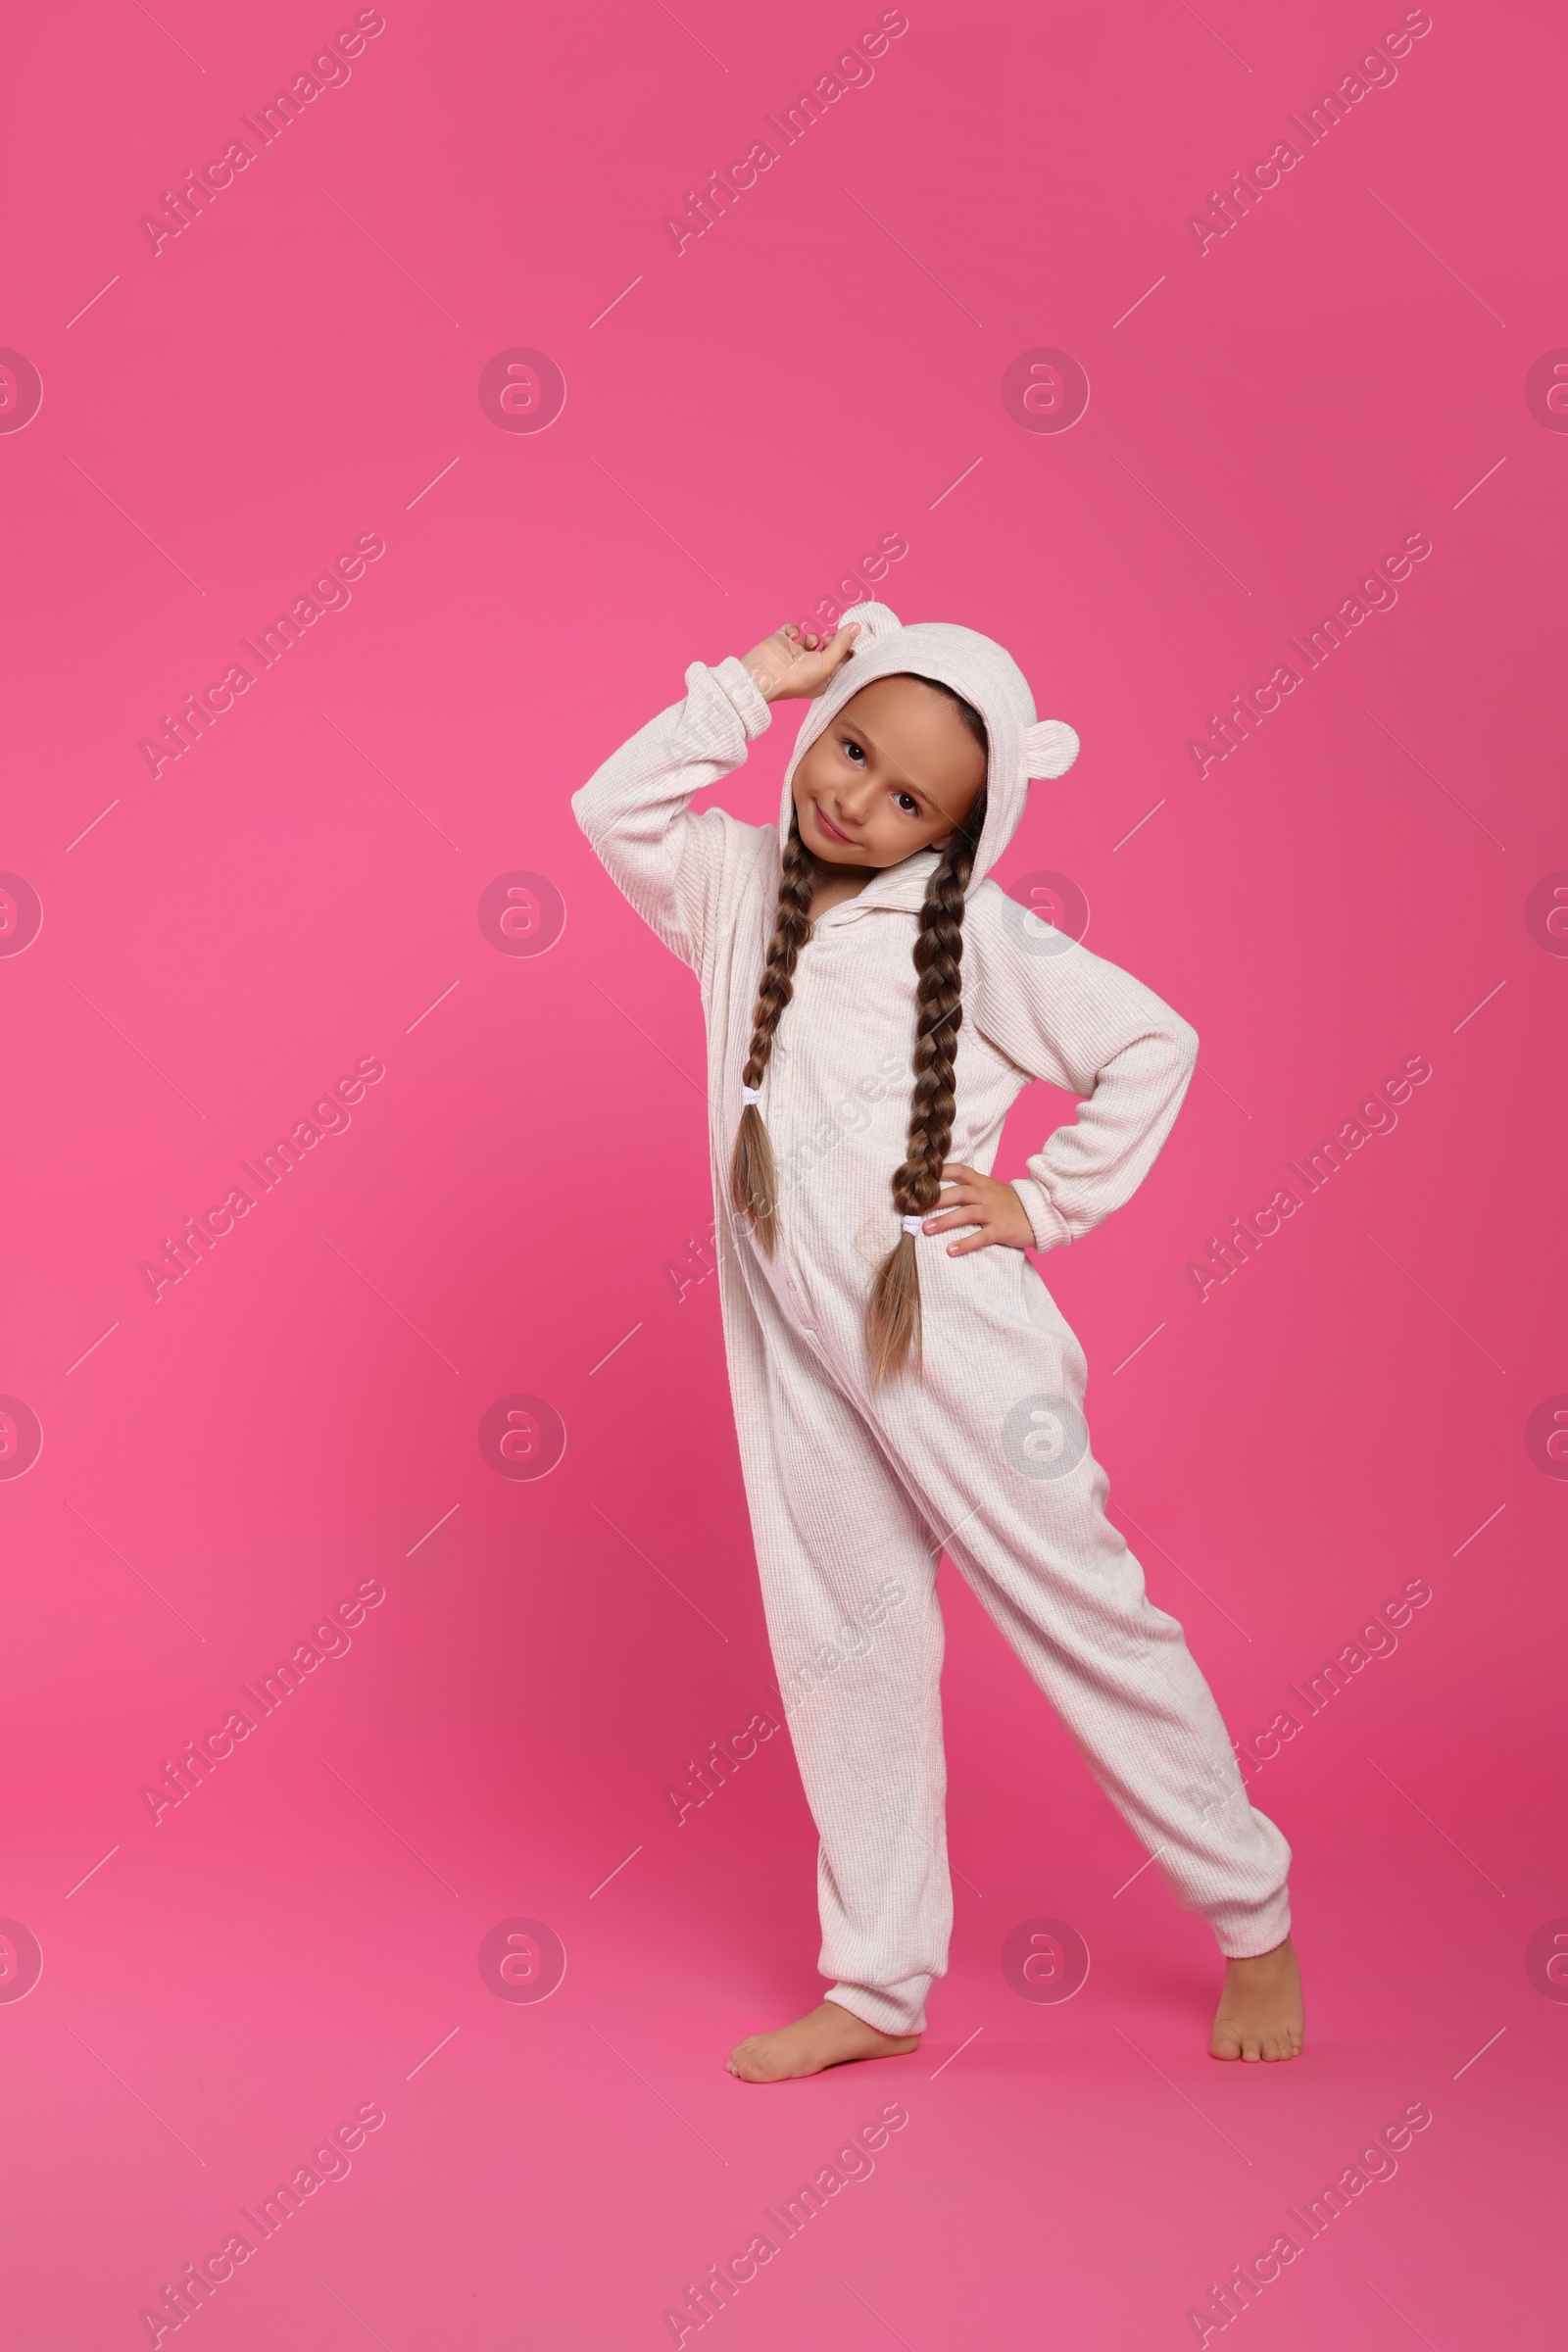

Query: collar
[{"left": 812, "top": 850, "right": 942, "bottom": 925}]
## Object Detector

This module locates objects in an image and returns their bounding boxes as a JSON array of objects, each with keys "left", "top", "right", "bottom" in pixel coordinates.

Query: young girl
[{"left": 572, "top": 603, "right": 1304, "bottom": 2078}]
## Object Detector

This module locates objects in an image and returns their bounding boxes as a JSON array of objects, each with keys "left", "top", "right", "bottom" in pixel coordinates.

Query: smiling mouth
[{"left": 814, "top": 806, "right": 855, "bottom": 845}]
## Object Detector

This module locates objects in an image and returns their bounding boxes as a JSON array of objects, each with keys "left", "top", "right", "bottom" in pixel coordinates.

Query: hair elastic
[
  {"left": 901, "top": 1214, "right": 924, "bottom": 1237},
  {"left": 741, "top": 1086, "right": 761, "bottom": 1106}
]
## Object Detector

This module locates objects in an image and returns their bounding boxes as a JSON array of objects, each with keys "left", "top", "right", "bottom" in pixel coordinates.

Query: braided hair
[
  {"left": 866, "top": 703, "right": 987, "bottom": 1383},
  {"left": 727, "top": 818, "right": 815, "bottom": 1253},
  {"left": 727, "top": 676, "right": 989, "bottom": 1381}
]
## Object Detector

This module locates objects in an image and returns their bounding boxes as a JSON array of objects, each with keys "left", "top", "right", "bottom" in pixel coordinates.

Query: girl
[{"left": 572, "top": 604, "right": 1303, "bottom": 2078}]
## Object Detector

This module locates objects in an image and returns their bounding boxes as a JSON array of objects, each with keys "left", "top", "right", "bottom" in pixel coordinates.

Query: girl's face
[{"left": 791, "top": 675, "right": 987, "bottom": 871}]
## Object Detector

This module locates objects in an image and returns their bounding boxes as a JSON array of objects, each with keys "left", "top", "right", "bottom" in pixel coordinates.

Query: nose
[{"left": 837, "top": 770, "right": 878, "bottom": 822}]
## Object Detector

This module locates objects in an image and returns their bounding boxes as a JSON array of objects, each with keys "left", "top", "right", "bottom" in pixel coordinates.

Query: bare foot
[
  {"left": 726, "top": 1999, "right": 919, "bottom": 2082},
  {"left": 1209, "top": 1936, "right": 1305, "bottom": 2061}
]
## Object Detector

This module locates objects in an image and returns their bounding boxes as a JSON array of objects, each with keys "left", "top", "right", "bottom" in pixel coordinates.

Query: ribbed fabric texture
[{"left": 572, "top": 646, "right": 1292, "bottom": 2033}]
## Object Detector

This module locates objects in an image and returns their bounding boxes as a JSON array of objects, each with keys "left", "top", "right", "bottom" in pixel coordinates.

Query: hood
[{"left": 775, "top": 599, "right": 1080, "bottom": 902}]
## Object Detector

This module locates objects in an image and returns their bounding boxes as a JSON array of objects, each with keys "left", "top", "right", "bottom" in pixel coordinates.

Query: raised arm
[
  {"left": 570, "top": 621, "right": 862, "bottom": 974},
  {"left": 569, "top": 656, "right": 774, "bottom": 974},
  {"left": 966, "top": 895, "right": 1200, "bottom": 1252}
]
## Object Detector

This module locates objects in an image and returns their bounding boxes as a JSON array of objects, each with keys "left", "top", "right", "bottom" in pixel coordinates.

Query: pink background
[{"left": 3, "top": 0, "right": 1563, "bottom": 2342}]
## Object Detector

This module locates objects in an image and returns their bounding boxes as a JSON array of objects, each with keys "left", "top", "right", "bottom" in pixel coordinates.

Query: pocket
[
  {"left": 1023, "top": 1274, "right": 1090, "bottom": 1403},
  {"left": 1016, "top": 1247, "right": 1049, "bottom": 1335},
  {"left": 1009, "top": 1245, "right": 1037, "bottom": 1334},
  {"left": 944, "top": 1234, "right": 1037, "bottom": 1338}
]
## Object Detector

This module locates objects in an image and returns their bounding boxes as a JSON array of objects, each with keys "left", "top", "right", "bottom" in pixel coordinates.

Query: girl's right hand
[{"left": 741, "top": 620, "right": 861, "bottom": 704}]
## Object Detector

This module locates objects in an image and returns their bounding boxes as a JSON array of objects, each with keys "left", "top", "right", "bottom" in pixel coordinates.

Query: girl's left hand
[
  {"left": 742, "top": 620, "right": 861, "bottom": 703},
  {"left": 923, "top": 1163, "right": 1037, "bottom": 1254}
]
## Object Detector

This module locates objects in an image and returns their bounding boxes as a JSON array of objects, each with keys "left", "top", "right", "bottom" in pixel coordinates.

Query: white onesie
[{"left": 572, "top": 603, "right": 1291, "bottom": 2034}]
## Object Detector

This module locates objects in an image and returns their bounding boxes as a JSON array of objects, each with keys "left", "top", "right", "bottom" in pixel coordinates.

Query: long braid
[
  {"left": 728, "top": 815, "right": 815, "bottom": 1252},
  {"left": 867, "top": 682, "right": 989, "bottom": 1383}
]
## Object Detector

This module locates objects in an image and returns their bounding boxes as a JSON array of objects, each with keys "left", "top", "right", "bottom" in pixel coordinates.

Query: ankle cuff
[
  {"left": 826, "top": 1983, "right": 925, "bottom": 2036},
  {"left": 1213, "top": 1898, "right": 1293, "bottom": 1960}
]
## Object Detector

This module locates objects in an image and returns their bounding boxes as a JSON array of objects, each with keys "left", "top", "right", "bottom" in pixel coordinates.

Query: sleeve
[
  {"left": 569, "top": 654, "right": 774, "bottom": 973},
  {"left": 966, "top": 899, "right": 1200, "bottom": 1253}
]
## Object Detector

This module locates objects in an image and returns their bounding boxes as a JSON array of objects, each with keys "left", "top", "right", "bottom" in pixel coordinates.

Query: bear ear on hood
[
  {"left": 1021, "top": 718, "right": 1081, "bottom": 779},
  {"left": 837, "top": 599, "right": 903, "bottom": 641}
]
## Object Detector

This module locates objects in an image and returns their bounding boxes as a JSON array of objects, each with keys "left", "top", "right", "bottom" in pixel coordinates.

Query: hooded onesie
[{"left": 571, "top": 601, "right": 1292, "bottom": 2034}]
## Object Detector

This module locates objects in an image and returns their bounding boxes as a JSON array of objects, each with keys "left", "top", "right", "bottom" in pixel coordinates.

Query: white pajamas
[{"left": 572, "top": 608, "right": 1291, "bottom": 2034}]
